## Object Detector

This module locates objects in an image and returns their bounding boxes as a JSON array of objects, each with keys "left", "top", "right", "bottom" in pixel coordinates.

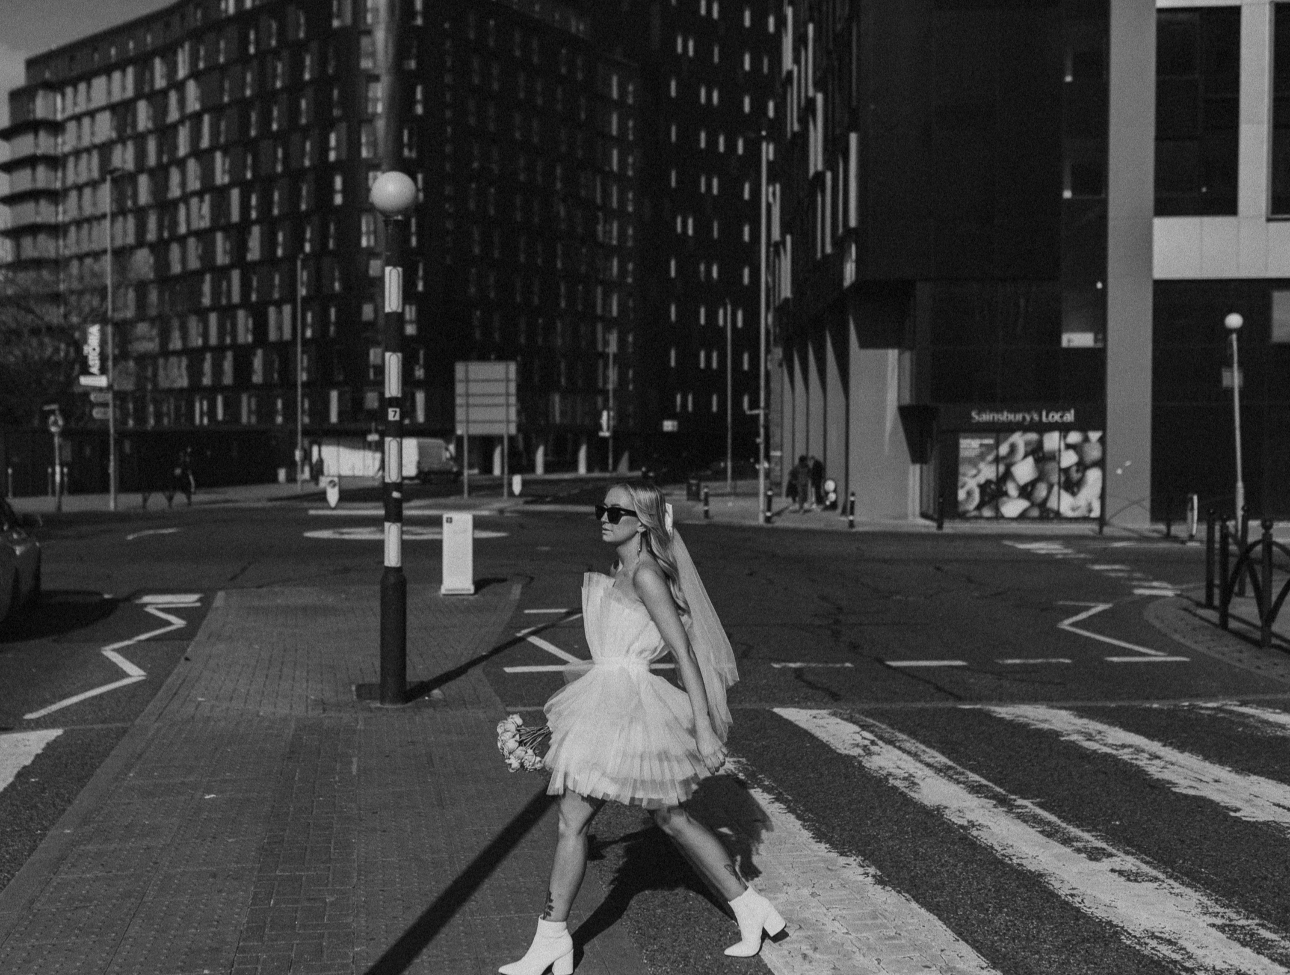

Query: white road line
[
  {"left": 1133, "top": 588, "right": 1179, "bottom": 597},
  {"left": 997, "top": 658, "right": 1072, "bottom": 665},
  {"left": 23, "top": 600, "right": 200, "bottom": 720},
  {"left": 885, "top": 660, "right": 967, "bottom": 668},
  {"left": 769, "top": 662, "right": 854, "bottom": 669},
  {"left": 136, "top": 593, "right": 202, "bottom": 604},
  {"left": 523, "top": 608, "right": 569, "bottom": 614},
  {"left": 1105, "top": 656, "right": 1190, "bottom": 664},
  {"left": 125, "top": 527, "right": 182, "bottom": 542},
  {"left": 1210, "top": 703, "right": 1290, "bottom": 733},
  {"left": 1056, "top": 602, "right": 1181, "bottom": 660},
  {"left": 1090, "top": 564, "right": 1130, "bottom": 570},
  {"left": 714, "top": 757, "right": 999, "bottom": 975},
  {"left": 0, "top": 730, "right": 63, "bottom": 792},
  {"left": 988, "top": 705, "right": 1290, "bottom": 832},
  {"left": 503, "top": 663, "right": 675, "bottom": 673},
  {"left": 520, "top": 634, "right": 581, "bottom": 663},
  {"left": 777, "top": 708, "right": 1290, "bottom": 974}
]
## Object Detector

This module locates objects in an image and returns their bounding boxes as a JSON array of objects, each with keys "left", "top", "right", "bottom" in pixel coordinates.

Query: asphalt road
[{"left": 2, "top": 500, "right": 1289, "bottom": 974}]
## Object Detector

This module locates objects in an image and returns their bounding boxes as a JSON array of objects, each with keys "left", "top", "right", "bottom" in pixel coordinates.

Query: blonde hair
[{"left": 614, "top": 482, "right": 689, "bottom": 617}]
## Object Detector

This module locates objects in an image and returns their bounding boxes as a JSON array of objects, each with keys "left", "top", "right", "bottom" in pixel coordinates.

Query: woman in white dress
[{"left": 499, "top": 482, "right": 784, "bottom": 975}]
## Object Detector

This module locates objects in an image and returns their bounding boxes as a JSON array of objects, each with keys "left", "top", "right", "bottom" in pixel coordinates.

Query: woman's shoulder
[{"left": 630, "top": 557, "right": 670, "bottom": 597}]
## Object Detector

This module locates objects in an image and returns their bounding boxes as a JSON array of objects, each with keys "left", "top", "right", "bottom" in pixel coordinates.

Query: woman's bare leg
[
  {"left": 652, "top": 805, "right": 746, "bottom": 900},
  {"left": 543, "top": 791, "right": 604, "bottom": 922}
]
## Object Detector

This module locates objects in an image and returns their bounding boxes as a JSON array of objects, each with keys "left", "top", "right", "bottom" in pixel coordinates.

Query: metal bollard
[
  {"left": 1205, "top": 507, "right": 1216, "bottom": 608},
  {"left": 764, "top": 487, "right": 773, "bottom": 522},
  {"left": 848, "top": 491, "right": 855, "bottom": 530},
  {"left": 1219, "top": 518, "right": 1231, "bottom": 630},
  {"left": 1187, "top": 493, "right": 1199, "bottom": 543},
  {"left": 703, "top": 487, "right": 710, "bottom": 520},
  {"left": 1262, "top": 519, "right": 1275, "bottom": 650},
  {"left": 1237, "top": 507, "right": 1250, "bottom": 597},
  {"left": 936, "top": 490, "right": 945, "bottom": 531},
  {"left": 1164, "top": 493, "right": 1173, "bottom": 539}
]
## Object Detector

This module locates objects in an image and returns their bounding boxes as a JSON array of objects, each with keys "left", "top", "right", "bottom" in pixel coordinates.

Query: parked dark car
[{"left": 0, "top": 499, "right": 41, "bottom": 626}]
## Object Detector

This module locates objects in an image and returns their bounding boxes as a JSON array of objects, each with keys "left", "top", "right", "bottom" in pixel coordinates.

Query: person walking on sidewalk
[
  {"left": 808, "top": 455, "right": 824, "bottom": 509},
  {"left": 500, "top": 482, "right": 785, "bottom": 975},
  {"left": 789, "top": 455, "right": 811, "bottom": 513}
]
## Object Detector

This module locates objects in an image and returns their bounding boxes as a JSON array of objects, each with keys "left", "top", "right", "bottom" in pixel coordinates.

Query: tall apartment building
[
  {"left": 0, "top": 0, "right": 639, "bottom": 486},
  {"left": 769, "top": 1, "right": 1176, "bottom": 524},
  {"left": 604, "top": 0, "right": 777, "bottom": 472}
]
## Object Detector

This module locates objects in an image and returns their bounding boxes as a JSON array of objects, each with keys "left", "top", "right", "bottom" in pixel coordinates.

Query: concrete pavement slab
[{"left": 0, "top": 580, "right": 649, "bottom": 975}]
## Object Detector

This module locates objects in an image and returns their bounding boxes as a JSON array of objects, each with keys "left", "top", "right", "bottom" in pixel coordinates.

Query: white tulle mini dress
[{"left": 543, "top": 572, "right": 709, "bottom": 809}]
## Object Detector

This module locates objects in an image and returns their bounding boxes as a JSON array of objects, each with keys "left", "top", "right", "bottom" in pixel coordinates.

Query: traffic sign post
[
  {"left": 455, "top": 361, "right": 517, "bottom": 499},
  {"left": 44, "top": 407, "right": 63, "bottom": 513}
]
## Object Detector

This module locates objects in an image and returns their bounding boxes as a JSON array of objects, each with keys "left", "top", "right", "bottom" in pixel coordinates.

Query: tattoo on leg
[
  {"left": 540, "top": 890, "right": 555, "bottom": 919},
  {"left": 722, "top": 862, "right": 746, "bottom": 889}
]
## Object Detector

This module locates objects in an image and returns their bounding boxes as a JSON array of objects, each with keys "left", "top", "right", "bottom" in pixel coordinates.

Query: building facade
[
  {"left": 769, "top": 0, "right": 1167, "bottom": 524},
  {"left": 0, "top": 0, "right": 640, "bottom": 487},
  {"left": 604, "top": 0, "right": 778, "bottom": 474},
  {"left": 1151, "top": 1, "right": 1290, "bottom": 521}
]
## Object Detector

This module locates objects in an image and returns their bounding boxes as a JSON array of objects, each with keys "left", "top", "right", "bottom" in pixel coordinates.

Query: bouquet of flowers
[{"left": 496, "top": 714, "right": 551, "bottom": 773}]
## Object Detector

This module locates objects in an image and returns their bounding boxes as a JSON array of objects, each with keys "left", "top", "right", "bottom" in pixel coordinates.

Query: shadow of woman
[{"left": 571, "top": 770, "right": 774, "bottom": 960}]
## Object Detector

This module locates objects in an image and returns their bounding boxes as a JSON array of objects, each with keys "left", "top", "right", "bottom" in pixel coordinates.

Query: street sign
[
  {"left": 46, "top": 410, "right": 63, "bottom": 435},
  {"left": 91, "top": 406, "right": 112, "bottom": 421},
  {"left": 78, "top": 374, "right": 109, "bottom": 388},
  {"left": 89, "top": 391, "right": 112, "bottom": 404},
  {"left": 80, "top": 323, "right": 106, "bottom": 386},
  {"left": 455, "top": 361, "right": 517, "bottom": 436}
]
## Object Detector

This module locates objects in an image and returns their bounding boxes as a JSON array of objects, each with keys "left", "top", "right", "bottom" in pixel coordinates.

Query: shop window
[{"left": 958, "top": 429, "right": 1104, "bottom": 520}]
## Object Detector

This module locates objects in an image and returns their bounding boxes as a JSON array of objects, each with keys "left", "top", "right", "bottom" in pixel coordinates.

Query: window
[
  {"left": 1274, "top": 290, "right": 1290, "bottom": 343},
  {"left": 1155, "top": 7, "right": 1239, "bottom": 216}
]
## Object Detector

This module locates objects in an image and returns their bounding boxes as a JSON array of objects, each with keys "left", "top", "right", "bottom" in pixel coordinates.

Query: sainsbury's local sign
[{"left": 939, "top": 403, "right": 1104, "bottom": 430}]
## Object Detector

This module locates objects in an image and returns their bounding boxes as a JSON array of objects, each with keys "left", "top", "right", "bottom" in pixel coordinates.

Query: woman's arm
[{"left": 634, "top": 562, "right": 726, "bottom": 772}]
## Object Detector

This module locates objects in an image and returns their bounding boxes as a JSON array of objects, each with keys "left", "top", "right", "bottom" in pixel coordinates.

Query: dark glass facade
[
  {"left": 1155, "top": 6, "right": 1240, "bottom": 217},
  {"left": 773, "top": 0, "right": 1112, "bottom": 520},
  {"left": 1153, "top": 280, "right": 1290, "bottom": 519}
]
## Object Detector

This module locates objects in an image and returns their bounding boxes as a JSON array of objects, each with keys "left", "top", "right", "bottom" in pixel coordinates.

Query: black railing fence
[{"left": 1206, "top": 507, "right": 1290, "bottom": 650}]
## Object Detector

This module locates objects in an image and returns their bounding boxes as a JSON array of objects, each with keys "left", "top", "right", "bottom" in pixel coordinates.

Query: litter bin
[{"left": 686, "top": 477, "right": 702, "bottom": 501}]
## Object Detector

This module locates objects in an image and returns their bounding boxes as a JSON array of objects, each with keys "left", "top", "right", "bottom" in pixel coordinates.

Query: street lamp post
[
  {"left": 371, "top": 171, "right": 417, "bottom": 707},
  {"left": 1225, "top": 312, "right": 1245, "bottom": 518},
  {"left": 104, "top": 168, "right": 122, "bottom": 512},
  {"left": 296, "top": 253, "right": 304, "bottom": 492},
  {"left": 724, "top": 300, "right": 733, "bottom": 494},
  {"left": 756, "top": 132, "right": 769, "bottom": 524}
]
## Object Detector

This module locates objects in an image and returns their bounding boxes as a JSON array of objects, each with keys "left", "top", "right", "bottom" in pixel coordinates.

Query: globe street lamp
[
  {"left": 371, "top": 170, "right": 417, "bottom": 706},
  {"left": 1224, "top": 312, "right": 1245, "bottom": 519}
]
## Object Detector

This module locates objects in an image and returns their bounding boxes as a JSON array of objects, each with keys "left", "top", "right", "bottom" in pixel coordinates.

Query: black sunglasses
[{"left": 594, "top": 504, "right": 639, "bottom": 524}]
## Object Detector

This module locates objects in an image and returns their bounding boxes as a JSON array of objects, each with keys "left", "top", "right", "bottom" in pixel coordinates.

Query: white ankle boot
[
  {"left": 724, "top": 886, "right": 786, "bottom": 957},
  {"left": 499, "top": 917, "right": 575, "bottom": 975}
]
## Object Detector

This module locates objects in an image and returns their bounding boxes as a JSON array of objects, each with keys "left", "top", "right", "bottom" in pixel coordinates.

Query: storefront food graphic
[{"left": 958, "top": 429, "right": 1104, "bottom": 519}]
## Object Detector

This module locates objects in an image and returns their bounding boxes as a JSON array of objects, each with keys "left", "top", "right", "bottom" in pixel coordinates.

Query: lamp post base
[{"left": 379, "top": 567, "right": 407, "bottom": 706}]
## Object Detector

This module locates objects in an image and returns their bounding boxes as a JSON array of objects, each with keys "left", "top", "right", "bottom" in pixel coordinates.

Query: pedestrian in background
[
  {"left": 808, "top": 456, "right": 824, "bottom": 509},
  {"left": 784, "top": 456, "right": 804, "bottom": 513},
  {"left": 789, "top": 455, "right": 811, "bottom": 513},
  {"left": 500, "top": 482, "right": 784, "bottom": 974}
]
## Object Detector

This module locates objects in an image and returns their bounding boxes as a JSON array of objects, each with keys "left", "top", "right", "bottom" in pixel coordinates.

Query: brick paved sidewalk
[{"left": 0, "top": 582, "right": 645, "bottom": 975}]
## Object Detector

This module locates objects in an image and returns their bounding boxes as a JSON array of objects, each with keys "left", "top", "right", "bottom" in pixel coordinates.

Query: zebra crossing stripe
[
  {"left": 1207, "top": 703, "right": 1290, "bottom": 734},
  {"left": 718, "top": 758, "right": 999, "bottom": 975},
  {"left": 776, "top": 708, "right": 1290, "bottom": 974},
  {"left": 986, "top": 706, "right": 1290, "bottom": 831},
  {"left": 0, "top": 730, "right": 62, "bottom": 793}
]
